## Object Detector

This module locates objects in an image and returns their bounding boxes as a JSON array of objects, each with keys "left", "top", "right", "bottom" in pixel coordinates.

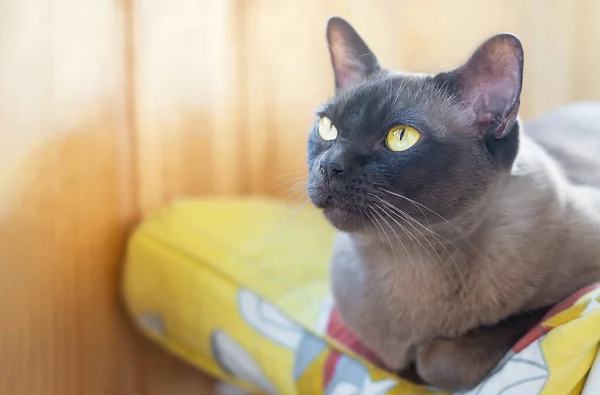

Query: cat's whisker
[
  {"left": 385, "top": 204, "right": 464, "bottom": 298},
  {"left": 399, "top": 210, "right": 468, "bottom": 296},
  {"left": 271, "top": 180, "right": 307, "bottom": 195},
  {"left": 268, "top": 174, "right": 307, "bottom": 195},
  {"left": 365, "top": 205, "right": 386, "bottom": 247},
  {"left": 373, "top": 197, "right": 445, "bottom": 263},
  {"left": 375, "top": 187, "right": 431, "bottom": 222},
  {"left": 281, "top": 180, "right": 307, "bottom": 191},
  {"left": 276, "top": 196, "right": 311, "bottom": 226},
  {"left": 372, "top": 201, "right": 453, "bottom": 297},
  {"left": 281, "top": 188, "right": 310, "bottom": 211},
  {"left": 281, "top": 184, "right": 307, "bottom": 197},
  {"left": 376, "top": 186, "right": 481, "bottom": 259},
  {"left": 372, "top": 195, "right": 459, "bottom": 256},
  {"left": 280, "top": 191, "right": 307, "bottom": 204},
  {"left": 371, "top": 194, "right": 468, "bottom": 296},
  {"left": 370, "top": 202, "right": 437, "bottom": 310},
  {"left": 290, "top": 191, "right": 309, "bottom": 206},
  {"left": 268, "top": 171, "right": 308, "bottom": 185},
  {"left": 368, "top": 203, "right": 411, "bottom": 305},
  {"left": 280, "top": 182, "right": 308, "bottom": 201},
  {"left": 358, "top": 207, "right": 367, "bottom": 229},
  {"left": 370, "top": 204, "right": 399, "bottom": 260},
  {"left": 372, "top": 193, "right": 447, "bottom": 247},
  {"left": 369, "top": 203, "right": 426, "bottom": 300},
  {"left": 270, "top": 176, "right": 308, "bottom": 186},
  {"left": 287, "top": 182, "right": 307, "bottom": 191}
]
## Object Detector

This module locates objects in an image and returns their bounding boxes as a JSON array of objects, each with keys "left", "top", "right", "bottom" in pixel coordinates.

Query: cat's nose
[{"left": 320, "top": 160, "right": 346, "bottom": 179}]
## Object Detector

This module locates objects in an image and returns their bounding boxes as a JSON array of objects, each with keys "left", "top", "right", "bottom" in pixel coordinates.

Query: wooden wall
[{"left": 1, "top": 1, "right": 599, "bottom": 394}]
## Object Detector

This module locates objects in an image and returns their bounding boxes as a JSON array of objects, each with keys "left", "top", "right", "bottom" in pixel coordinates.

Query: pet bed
[{"left": 122, "top": 197, "right": 600, "bottom": 395}]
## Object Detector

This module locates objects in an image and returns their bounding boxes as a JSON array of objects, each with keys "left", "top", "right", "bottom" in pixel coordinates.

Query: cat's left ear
[
  {"left": 446, "top": 33, "right": 524, "bottom": 139},
  {"left": 326, "top": 17, "right": 381, "bottom": 92}
]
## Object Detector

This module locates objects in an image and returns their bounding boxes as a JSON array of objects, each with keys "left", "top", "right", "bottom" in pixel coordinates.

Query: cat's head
[{"left": 307, "top": 17, "right": 524, "bottom": 233}]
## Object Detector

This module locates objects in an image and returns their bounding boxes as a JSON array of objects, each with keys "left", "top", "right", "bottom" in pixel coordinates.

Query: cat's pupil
[{"left": 395, "top": 128, "right": 405, "bottom": 140}]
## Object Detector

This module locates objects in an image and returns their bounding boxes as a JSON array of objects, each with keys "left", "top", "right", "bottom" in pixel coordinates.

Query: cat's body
[
  {"left": 308, "top": 17, "right": 600, "bottom": 391},
  {"left": 331, "top": 101, "right": 600, "bottom": 378}
]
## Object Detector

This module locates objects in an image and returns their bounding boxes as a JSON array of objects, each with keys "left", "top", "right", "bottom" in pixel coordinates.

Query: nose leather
[
  {"left": 319, "top": 160, "right": 346, "bottom": 179},
  {"left": 327, "top": 161, "right": 346, "bottom": 178}
]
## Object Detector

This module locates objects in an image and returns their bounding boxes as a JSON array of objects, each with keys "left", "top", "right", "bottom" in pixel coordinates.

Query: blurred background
[{"left": 1, "top": 1, "right": 599, "bottom": 394}]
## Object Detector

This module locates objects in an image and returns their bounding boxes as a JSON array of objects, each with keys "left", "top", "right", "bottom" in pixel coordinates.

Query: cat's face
[{"left": 307, "top": 18, "right": 523, "bottom": 232}]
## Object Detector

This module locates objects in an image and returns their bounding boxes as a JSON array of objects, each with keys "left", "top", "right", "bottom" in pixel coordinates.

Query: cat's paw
[{"left": 415, "top": 338, "right": 485, "bottom": 392}]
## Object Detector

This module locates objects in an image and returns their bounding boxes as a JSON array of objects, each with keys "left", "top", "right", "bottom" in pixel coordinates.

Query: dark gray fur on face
[{"left": 307, "top": 16, "right": 600, "bottom": 391}]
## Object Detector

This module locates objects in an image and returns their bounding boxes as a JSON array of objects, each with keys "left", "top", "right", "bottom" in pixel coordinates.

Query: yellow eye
[
  {"left": 317, "top": 116, "right": 338, "bottom": 141},
  {"left": 385, "top": 125, "right": 421, "bottom": 152}
]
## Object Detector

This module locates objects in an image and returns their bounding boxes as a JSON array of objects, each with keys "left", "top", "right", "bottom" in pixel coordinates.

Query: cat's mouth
[
  {"left": 308, "top": 181, "right": 367, "bottom": 232},
  {"left": 308, "top": 181, "right": 356, "bottom": 210}
]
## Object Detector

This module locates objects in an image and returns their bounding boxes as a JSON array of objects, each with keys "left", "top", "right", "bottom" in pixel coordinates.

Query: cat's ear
[
  {"left": 450, "top": 33, "right": 524, "bottom": 139},
  {"left": 326, "top": 17, "right": 380, "bottom": 92}
]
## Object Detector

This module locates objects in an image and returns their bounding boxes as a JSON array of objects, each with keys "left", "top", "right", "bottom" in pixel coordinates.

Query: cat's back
[{"left": 525, "top": 102, "right": 600, "bottom": 188}]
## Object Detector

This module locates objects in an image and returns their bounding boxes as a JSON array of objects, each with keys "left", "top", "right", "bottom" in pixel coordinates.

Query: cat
[{"left": 306, "top": 16, "right": 600, "bottom": 391}]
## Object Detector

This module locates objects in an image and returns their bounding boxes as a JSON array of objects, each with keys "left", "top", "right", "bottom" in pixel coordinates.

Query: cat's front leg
[{"left": 415, "top": 306, "right": 549, "bottom": 392}]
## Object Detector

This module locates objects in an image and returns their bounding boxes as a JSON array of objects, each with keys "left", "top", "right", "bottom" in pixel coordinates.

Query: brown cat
[{"left": 306, "top": 17, "right": 600, "bottom": 391}]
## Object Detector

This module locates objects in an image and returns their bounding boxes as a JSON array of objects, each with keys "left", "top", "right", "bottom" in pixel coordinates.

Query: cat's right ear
[
  {"left": 442, "top": 33, "right": 524, "bottom": 140},
  {"left": 326, "top": 17, "right": 380, "bottom": 92}
]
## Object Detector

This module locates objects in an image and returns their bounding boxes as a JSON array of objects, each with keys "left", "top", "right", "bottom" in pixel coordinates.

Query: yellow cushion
[{"left": 122, "top": 198, "right": 600, "bottom": 395}]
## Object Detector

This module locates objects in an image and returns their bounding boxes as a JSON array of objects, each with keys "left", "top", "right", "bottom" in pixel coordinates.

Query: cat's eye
[
  {"left": 385, "top": 125, "right": 421, "bottom": 152},
  {"left": 317, "top": 116, "right": 338, "bottom": 141}
]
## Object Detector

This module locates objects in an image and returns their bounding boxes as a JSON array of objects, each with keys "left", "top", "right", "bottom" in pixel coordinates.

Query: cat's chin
[{"left": 322, "top": 207, "right": 365, "bottom": 233}]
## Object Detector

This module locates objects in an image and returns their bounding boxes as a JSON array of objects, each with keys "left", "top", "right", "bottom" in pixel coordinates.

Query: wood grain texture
[
  {"left": 0, "top": 0, "right": 214, "bottom": 394},
  {"left": 0, "top": 1, "right": 599, "bottom": 394},
  {"left": 0, "top": 1, "right": 137, "bottom": 394}
]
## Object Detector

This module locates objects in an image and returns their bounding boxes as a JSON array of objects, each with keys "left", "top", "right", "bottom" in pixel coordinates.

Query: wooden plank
[
  {"left": 0, "top": 0, "right": 140, "bottom": 394},
  {"left": 133, "top": 0, "right": 241, "bottom": 214}
]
